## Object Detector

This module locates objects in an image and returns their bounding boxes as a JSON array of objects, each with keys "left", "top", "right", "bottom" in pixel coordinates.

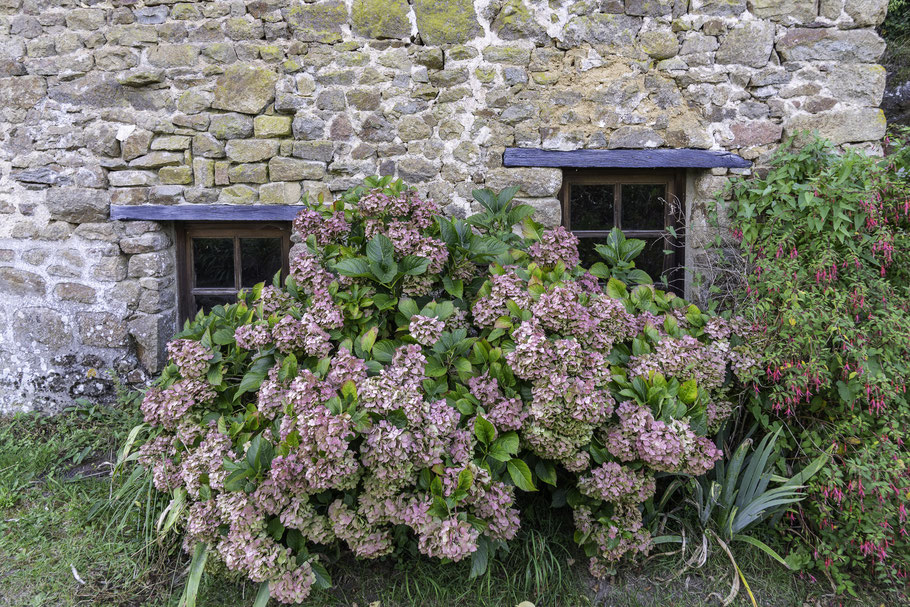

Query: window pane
[
  {"left": 193, "top": 238, "right": 235, "bottom": 288},
  {"left": 569, "top": 184, "right": 614, "bottom": 231},
  {"left": 576, "top": 237, "right": 603, "bottom": 269},
  {"left": 621, "top": 184, "right": 667, "bottom": 231},
  {"left": 635, "top": 237, "right": 670, "bottom": 281},
  {"left": 195, "top": 293, "right": 238, "bottom": 314},
  {"left": 240, "top": 238, "right": 282, "bottom": 287}
]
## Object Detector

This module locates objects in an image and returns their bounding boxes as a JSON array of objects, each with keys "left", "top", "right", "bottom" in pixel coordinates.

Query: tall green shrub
[{"left": 723, "top": 136, "right": 910, "bottom": 592}]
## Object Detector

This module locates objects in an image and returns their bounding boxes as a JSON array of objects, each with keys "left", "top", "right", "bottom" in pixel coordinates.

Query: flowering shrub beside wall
[
  {"left": 137, "top": 177, "right": 755, "bottom": 602},
  {"left": 724, "top": 135, "right": 910, "bottom": 591}
]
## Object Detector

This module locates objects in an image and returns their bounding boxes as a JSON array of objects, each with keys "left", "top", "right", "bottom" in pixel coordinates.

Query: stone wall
[{"left": 0, "top": 0, "right": 891, "bottom": 412}]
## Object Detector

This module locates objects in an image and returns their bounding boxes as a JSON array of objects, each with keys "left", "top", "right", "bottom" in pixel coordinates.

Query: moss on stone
[
  {"left": 211, "top": 63, "right": 279, "bottom": 115},
  {"left": 285, "top": 1, "right": 347, "bottom": 44},
  {"left": 475, "top": 66, "right": 497, "bottom": 83},
  {"left": 491, "top": 0, "right": 548, "bottom": 44},
  {"left": 412, "top": 0, "right": 481, "bottom": 46},
  {"left": 351, "top": 0, "right": 411, "bottom": 39}
]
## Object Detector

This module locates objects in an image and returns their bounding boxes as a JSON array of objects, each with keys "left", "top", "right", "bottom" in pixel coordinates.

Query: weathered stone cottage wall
[{"left": 0, "top": 0, "right": 890, "bottom": 412}]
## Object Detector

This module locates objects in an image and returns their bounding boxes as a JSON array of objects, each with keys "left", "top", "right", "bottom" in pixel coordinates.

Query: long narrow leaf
[
  {"left": 734, "top": 535, "right": 791, "bottom": 569},
  {"left": 253, "top": 581, "right": 270, "bottom": 607},
  {"left": 721, "top": 439, "right": 751, "bottom": 512},
  {"left": 179, "top": 542, "right": 208, "bottom": 607},
  {"left": 737, "top": 429, "right": 780, "bottom": 508}
]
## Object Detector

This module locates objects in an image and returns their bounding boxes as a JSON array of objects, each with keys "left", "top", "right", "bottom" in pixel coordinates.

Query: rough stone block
[
  {"left": 128, "top": 252, "right": 174, "bottom": 278},
  {"left": 120, "top": 233, "right": 171, "bottom": 254},
  {"left": 825, "top": 63, "right": 886, "bottom": 107},
  {"left": 0, "top": 267, "right": 46, "bottom": 296},
  {"left": 79, "top": 313, "right": 129, "bottom": 348},
  {"left": 148, "top": 44, "right": 199, "bottom": 68},
  {"left": 351, "top": 0, "right": 412, "bottom": 39},
  {"left": 716, "top": 21, "right": 774, "bottom": 67},
  {"left": 212, "top": 63, "right": 279, "bottom": 115},
  {"left": 159, "top": 166, "right": 194, "bottom": 185},
  {"left": 609, "top": 126, "right": 665, "bottom": 148},
  {"left": 777, "top": 28, "right": 886, "bottom": 63},
  {"left": 129, "top": 151, "right": 184, "bottom": 169},
  {"left": 412, "top": 0, "right": 482, "bottom": 45},
  {"left": 845, "top": 0, "right": 888, "bottom": 25},
  {"left": 109, "top": 170, "right": 157, "bottom": 187},
  {"left": 218, "top": 184, "right": 258, "bottom": 204},
  {"left": 561, "top": 14, "right": 642, "bottom": 48},
  {"left": 253, "top": 115, "right": 293, "bottom": 137},
  {"left": 484, "top": 168, "right": 562, "bottom": 197},
  {"left": 193, "top": 158, "right": 215, "bottom": 187},
  {"left": 46, "top": 188, "right": 110, "bottom": 223},
  {"left": 0, "top": 76, "right": 46, "bottom": 110},
  {"left": 784, "top": 108, "right": 888, "bottom": 145},
  {"left": 729, "top": 120, "right": 783, "bottom": 147},
  {"left": 490, "top": 0, "right": 549, "bottom": 44},
  {"left": 284, "top": 1, "right": 348, "bottom": 43},
  {"left": 748, "top": 0, "right": 816, "bottom": 22},
  {"left": 228, "top": 163, "right": 269, "bottom": 184},
  {"left": 268, "top": 157, "right": 326, "bottom": 181},
  {"left": 225, "top": 139, "right": 281, "bottom": 162},
  {"left": 151, "top": 135, "right": 191, "bottom": 151},
  {"left": 13, "top": 307, "right": 69, "bottom": 349},
  {"left": 92, "top": 257, "right": 128, "bottom": 282},
  {"left": 259, "top": 181, "right": 303, "bottom": 204},
  {"left": 54, "top": 282, "right": 96, "bottom": 303},
  {"left": 291, "top": 141, "right": 335, "bottom": 162}
]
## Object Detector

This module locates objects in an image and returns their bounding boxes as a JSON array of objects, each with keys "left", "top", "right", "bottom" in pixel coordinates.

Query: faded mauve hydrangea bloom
[
  {"left": 409, "top": 314, "right": 445, "bottom": 346},
  {"left": 529, "top": 226, "right": 581, "bottom": 269}
]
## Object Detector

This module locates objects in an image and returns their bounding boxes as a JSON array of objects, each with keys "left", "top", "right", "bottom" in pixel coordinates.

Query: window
[
  {"left": 176, "top": 222, "right": 291, "bottom": 322},
  {"left": 561, "top": 169, "right": 685, "bottom": 292}
]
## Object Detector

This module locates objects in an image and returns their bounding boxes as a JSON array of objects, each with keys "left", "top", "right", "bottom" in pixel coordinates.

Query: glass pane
[
  {"left": 195, "top": 293, "right": 239, "bottom": 314},
  {"left": 577, "top": 237, "right": 602, "bottom": 269},
  {"left": 635, "top": 237, "right": 670, "bottom": 281},
  {"left": 240, "top": 238, "right": 282, "bottom": 287},
  {"left": 621, "top": 184, "right": 667, "bottom": 231},
  {"left": 569, "top": 184, "right": 614, "bottom": 231},
  {"left": 193, "top": 238, "right": 235, "bottom": 288}
]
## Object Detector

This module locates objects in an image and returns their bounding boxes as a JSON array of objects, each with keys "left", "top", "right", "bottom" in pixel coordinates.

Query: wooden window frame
[
  {"left": 176, "top": 222, "right": 291, "bottom": 324},
  {"left": 560, "top": 168, "right": 686, "bottom": 293}
]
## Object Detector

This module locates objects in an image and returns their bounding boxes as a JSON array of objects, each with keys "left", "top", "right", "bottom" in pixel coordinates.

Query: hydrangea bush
[{"left": 137, "top": 177, "right": 756, "bottom": 602}]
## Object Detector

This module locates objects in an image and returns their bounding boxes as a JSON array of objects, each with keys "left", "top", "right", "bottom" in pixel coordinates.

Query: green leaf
[
  {"left": 507, "top": 458, "right": 537, "bottom": 492},
  {"left": 535, "top": 460, "right": 557, "bottom": 486},
  {"left": 734, "top": 534, "right": 791, "bottom": 568},
  {"left": 474, "top": 415, "right": 496, "bottom": 445},
  {"left": 333, "top": 257, "right": 372, "bottom": 278},
  {"left": 469, "top": 536, "right": 490, "bottom": 578},
  {"left": 212, "top": 327, "right": 236, "bottom": 345},
  {"left": 311, "top": 560, "right": 333, "bottom": 590},
  {"left": 178, "top": 543, "right": 208, "bottom": 607},
  {"left": 366, "top": 233, "right": 395, "bottom": 265},
  {"left": 679, "top": 379, "right": 698, "bottom": 405},
  {"left": 491, "top": 431, "right": 519, "bottom": 456},
  {"left": 606, "top": 277, "right": 628, "bottom": 299},
  {"left": 399, "top": 255, "right": 431, "bottom": 276},
  {"left": 252, "top": 582, "right": 270, "bottom": 607},
  {"left": 360, "top": 326, "right": 379, "bottom": 354},
  {"left": 457, "top": 467, "right": 474, "bottom": 492},
  {"left": 443, "top": 276, "right": 464, "bottom": 299},
  {"left": 398, "top": 297, "right": 420, "bottom": 319}
]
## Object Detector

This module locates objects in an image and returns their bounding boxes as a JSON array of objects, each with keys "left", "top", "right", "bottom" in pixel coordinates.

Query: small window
[
  {"left": 561, "top": 169, "right": 685, "bottom": 292},
  {"left": 176, "top": 222, "right": 291, "bottom": 322}
]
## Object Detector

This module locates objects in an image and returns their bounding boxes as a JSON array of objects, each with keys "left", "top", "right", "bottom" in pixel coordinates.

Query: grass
[{"left": 0, "top": 407, "right": 905, "bottom": 607}]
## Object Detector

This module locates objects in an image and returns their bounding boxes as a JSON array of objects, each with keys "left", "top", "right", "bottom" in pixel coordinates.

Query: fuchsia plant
[{"left": 136, "top": 177, "right": 756, "bottom": 603}]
